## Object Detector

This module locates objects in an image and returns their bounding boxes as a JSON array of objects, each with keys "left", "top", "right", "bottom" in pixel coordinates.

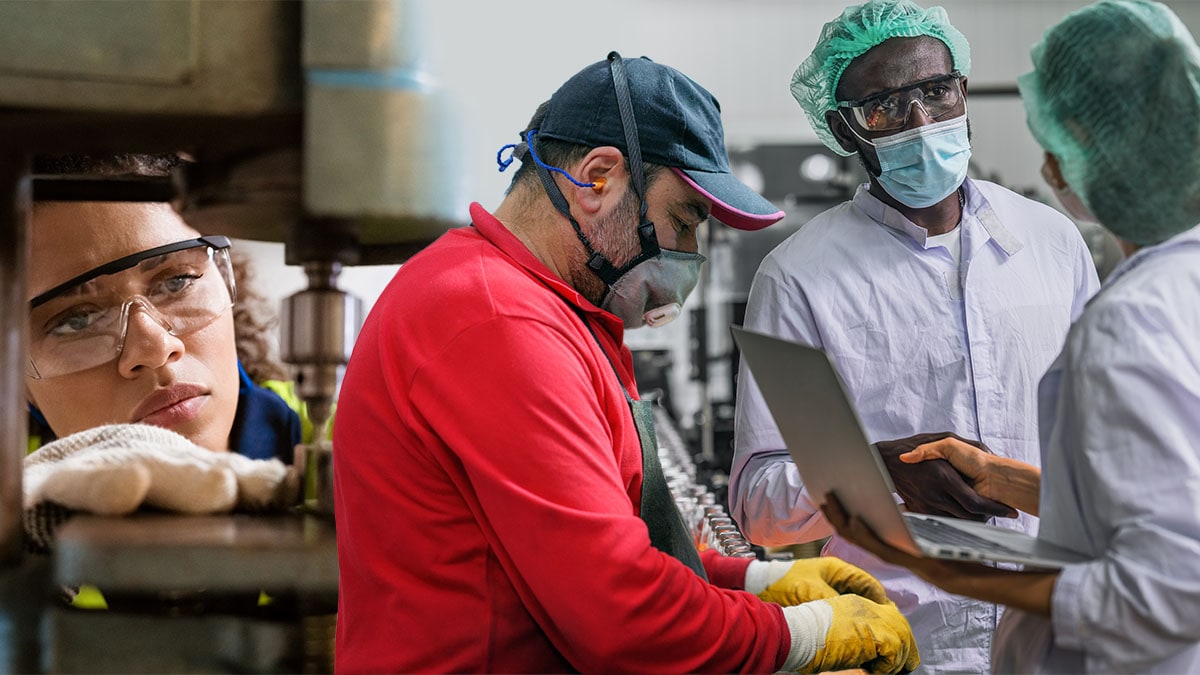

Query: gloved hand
[
  {"left": 748, "top": 557, "right": 889, "bottom": 606},
  {"left": 24, "top": 424, "right": 299, "bottom": 552},
  {"left": 874, "top": 432, "right": 1016, "bottom": 521},
  {"left": 781, "top": 595, "right": 919, "bottom": 674}
]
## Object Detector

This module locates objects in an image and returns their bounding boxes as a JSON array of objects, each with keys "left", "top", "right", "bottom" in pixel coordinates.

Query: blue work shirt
[
  {"left": 731, "top": 179, "right": 1099, "bottom": 673},
  {"left": 993, "top": 223, "right": 1200, "bottom": 673}
]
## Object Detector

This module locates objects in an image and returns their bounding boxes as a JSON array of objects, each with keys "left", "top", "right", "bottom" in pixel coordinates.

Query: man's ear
[
  {"left": 825, "top": 110, "right": 859, "bottom": 155},
  {"left": 573, "top": 146, "right": 625, "bottom": 214},
  {"left": 1041, "top": 151, "right": 1068, "bottom": 190}
]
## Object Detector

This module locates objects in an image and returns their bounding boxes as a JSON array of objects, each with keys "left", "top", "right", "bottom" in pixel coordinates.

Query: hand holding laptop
[
  {"left": 819, "top": 492, "right": 1060, "bottom": 616},
  {"left": 730, "top": 325, "right": 1088, "bottom": 569},
  {"left": 820, "top": 490, "right": 992, "bottom": 593}
]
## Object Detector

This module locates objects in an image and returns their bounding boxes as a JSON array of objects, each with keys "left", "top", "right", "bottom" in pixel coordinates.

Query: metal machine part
[
  {"left": 284, "top": 0, "right": 458, "bottom": 515},
  {"left": 0, "top": 1, "right": 300, "bottom": 115},
  {"left": 300, "top": 441, "right": 337, "bottom": 517},
  {"left": 301, "top": 0, "right": 464, "bottom": 262},
  {"left": 0, "top": 156, "right": 29, "bottom": 566},
  {"left": 280, "top": 261, "right": 362, "bottom": 515},
  {"left": 654, "top": 407, "right": 756, "bottom": 559},
  {"left": 0, "top": 557, "right": 50, "bottom": 674},
  {"left": 281, "top": 262, "right": 362, "bottom": 437},
  {"left": 49, "top": 514, "right": 338, "bottom": 673}
]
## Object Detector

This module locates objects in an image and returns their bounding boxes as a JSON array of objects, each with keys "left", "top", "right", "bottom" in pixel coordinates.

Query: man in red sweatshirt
[{"left": 334, "top": 51, "right": 919, "bottom": 674}]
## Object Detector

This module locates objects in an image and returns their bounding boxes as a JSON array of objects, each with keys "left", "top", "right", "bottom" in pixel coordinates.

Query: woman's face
[{"left": 26, "top": 202, "right": 240, "bottom": 452}]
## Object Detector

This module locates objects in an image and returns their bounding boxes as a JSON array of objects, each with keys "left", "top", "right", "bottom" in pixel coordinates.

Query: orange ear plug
[{"left": 591, "top": 178, "right": 606, "bottom": 192}]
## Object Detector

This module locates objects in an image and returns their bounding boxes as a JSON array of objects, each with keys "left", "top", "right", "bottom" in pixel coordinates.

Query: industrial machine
[{"left": 0, "top": 1, "right": 460, "bottom": 671}]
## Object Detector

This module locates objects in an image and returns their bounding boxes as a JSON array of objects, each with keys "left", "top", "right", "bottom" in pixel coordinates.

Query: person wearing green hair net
[
  {"left": 820, "top": 1, "right": 1200, "bottom": 672},
  {"left": 730, "top": 0, "right": 1101, "bottom": 672}
]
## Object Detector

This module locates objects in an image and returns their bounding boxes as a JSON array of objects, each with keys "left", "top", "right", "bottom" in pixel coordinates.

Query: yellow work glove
[
  {"left": 750, "top": 557, "right": 890, "bottom": 606},
  {"left": 780, "top": 595, "right": 919, "bottom": 674}
]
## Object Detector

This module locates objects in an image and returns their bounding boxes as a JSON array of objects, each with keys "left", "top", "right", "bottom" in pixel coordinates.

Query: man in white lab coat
[
  {"left": 730, "top": 1, "right": 1099, "bottom": 672},
  {"left": 823, "top": 2, "right": 1200, "bottom": 671}
]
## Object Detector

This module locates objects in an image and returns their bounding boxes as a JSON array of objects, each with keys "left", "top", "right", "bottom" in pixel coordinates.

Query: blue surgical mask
[
  {"left": 601, "top": 249, "right": 706, "bottom": 329},
  {"left": 851, "top": 114, "right": 972, "bottom": 208}
]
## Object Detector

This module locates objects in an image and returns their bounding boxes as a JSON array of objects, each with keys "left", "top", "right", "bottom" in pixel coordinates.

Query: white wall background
[
  {"left": 241, "top": 0, "right": 1200, "bottom": 426},
  {"left": 246, "top": 0, "right": 1200, "bottom": 307}
]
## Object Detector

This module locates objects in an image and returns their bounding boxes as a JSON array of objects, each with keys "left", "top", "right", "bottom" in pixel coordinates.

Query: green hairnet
[
  {"left": 1018, "top": 0, "right": 1200, "bottom": 246},
  {"left": 790, "top": 0, "right": 971, "bottom": 156}
]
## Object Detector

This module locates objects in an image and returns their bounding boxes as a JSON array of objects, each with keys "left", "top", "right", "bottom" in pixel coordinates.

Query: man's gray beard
[{"left": 573, "top": 189, "right": 643, "bottom": 303}]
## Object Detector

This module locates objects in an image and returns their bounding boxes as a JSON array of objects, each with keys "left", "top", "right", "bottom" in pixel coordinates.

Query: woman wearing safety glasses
[
  {"left": 23, "top": 154, "right": 303, "bottom": 560},
  {"left": 28, "top": 229, "right": 242, "bottom": 450}
]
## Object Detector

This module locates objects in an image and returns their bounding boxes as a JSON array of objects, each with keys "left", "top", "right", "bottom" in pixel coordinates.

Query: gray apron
[{"left": 573, "top": 307, "right": 707, "bottom": 580}]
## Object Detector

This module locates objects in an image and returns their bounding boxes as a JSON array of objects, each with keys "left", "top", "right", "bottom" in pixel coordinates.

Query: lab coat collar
[
  {"left": 1103, "top": 222, "right": 1200, "bottom": 289},
  {"left": 852, "top": 177, "right": 1024, "bottom": 258}
]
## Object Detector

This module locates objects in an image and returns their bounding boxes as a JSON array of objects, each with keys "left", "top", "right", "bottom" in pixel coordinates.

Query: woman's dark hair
[
  {"left": 230, "top": 249, "right": 290, "bottom": 383},
  {"left": 32, "top": 153, "right": 185, "bottom": 177}
]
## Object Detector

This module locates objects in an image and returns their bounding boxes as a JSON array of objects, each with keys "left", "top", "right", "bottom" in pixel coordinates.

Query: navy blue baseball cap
[{"left": 537, "top": 55, "right": 784, "bottom": 231}]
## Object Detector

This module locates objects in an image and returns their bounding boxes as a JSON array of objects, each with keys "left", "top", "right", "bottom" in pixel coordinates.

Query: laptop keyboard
[{"left": 905, "top": 516, "right": 1025, "bottom": 556}]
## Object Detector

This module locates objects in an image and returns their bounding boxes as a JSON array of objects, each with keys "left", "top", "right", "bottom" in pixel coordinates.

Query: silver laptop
[{"left": 731, "top": 325, "right": 1089, "bottom": 569}]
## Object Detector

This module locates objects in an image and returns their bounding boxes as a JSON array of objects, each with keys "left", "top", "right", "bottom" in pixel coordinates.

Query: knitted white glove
[
  {"left": 23, "top": 424, "right": 299, "bottom": 551},
  {"left": 780, "top": 600, "right": 832, "bottom": 672}
]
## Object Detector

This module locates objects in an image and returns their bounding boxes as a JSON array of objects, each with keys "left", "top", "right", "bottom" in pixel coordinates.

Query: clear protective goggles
[
  {"left": 837, "top": 71, "right": 964, "bottom": 133},
  {"left": 27, "top": 236, "right": 236, "bottom": 379}
]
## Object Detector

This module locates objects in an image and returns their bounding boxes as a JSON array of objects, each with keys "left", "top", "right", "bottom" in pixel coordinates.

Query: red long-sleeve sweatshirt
[{"left": 334, "top": 203, "right": 789, "bottom": 673}]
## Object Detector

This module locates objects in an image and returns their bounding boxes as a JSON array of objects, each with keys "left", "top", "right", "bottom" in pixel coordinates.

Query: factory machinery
[
  {"left": 0, "top": 2, "right": 759, "bottom": 672},
  {"left": 0, "top": 1, "right": 458, "bottom": 671}
]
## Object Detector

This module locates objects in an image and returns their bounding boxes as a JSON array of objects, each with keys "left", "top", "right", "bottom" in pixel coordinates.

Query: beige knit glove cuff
[{"left": 24, "top": 423, "right": 297, "bottom": 516}]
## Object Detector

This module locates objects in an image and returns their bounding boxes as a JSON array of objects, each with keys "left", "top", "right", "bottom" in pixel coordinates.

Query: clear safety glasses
[
  {"left": 27, "top": 236, "right": 236, "bottom": 379},
  {"left": 838, "top": 72, "right": 965, "bottom": 133}
]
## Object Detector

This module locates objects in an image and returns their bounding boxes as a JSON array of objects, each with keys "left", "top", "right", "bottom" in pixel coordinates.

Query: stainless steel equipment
[
  {"left": 0, "top": 156, "right": 30, "bottom": 568},
  {"left": 281, "top": 261, "right": 363, "bottom": 516},
  {"left": 654, "top": 407, "right": 755, "bottom": 559}
]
